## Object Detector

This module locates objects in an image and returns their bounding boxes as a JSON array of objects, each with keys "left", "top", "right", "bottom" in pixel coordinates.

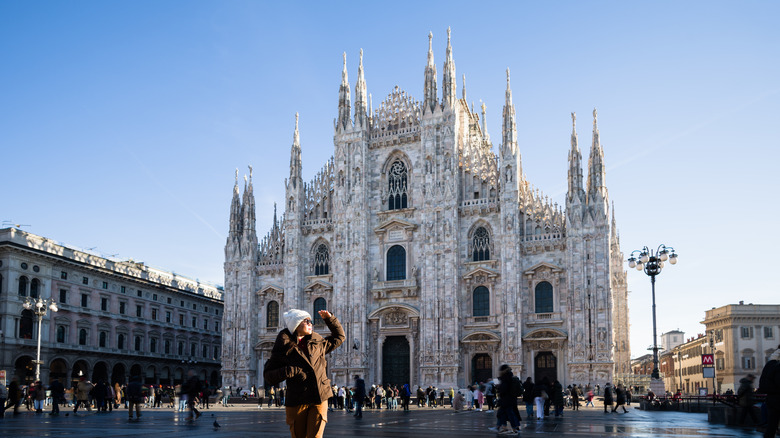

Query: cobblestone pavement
[{"left": 0, "top": 403, "right": 767, "bottom": 437}]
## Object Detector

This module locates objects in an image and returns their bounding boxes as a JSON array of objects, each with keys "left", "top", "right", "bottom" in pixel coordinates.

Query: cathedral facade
[{"left": 223, "top": 30, "right": 630, "bottom": 390}]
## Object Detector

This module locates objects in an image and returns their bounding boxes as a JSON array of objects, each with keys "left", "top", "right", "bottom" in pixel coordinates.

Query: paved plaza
[{"left": 0, "top": 403, "right": 767, "bottom": 437}]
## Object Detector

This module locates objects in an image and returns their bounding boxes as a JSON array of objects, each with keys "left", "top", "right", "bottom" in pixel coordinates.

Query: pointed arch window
[
  {"left": 30, "top": 278, "right": 40, "bottom": 299},
  {"left": 18, "top": 276, "right": 28, "bottom": 296},
  {"left": 534, "top": 281, "right": 554, "bottom": 313},
  {"left": 386, "top": 245, "right": 406, "bottom": 281},
  {"left": 313, "top": 297, "right": 327, "bottom": 325},
  {"left": 473, "top": 286, "right": 490, "bottom": 317},
  {"left": 267, "top": 301, "right": 279, "bottom": 328},
  {"left": 472, "top": 227, "right": 491, "bottom": 261},
  {"left": 388, "top": 160, "right": 408, "bottom": 210},
  {"left": 314, "top": 244, "right": 329, "bottom": 275}
]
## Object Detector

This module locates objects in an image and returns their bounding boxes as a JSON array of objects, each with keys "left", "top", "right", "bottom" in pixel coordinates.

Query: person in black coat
[
  {"left": 49, "top": 378, "right": 64, "bottom": 415},
  {"left": 353, "top": 375, "right": 366, "bottom": 418},
  {"left": 603, "top": 383, "right": 614, "bottom": 413},
  {"left": 612, "top": 383, "right": 628, "bottom": 413},
  {"left": 522, "top": 377, "right": 535, "bottom": 419},
  {"left": 488, "top": 364, "right": 520, "bottom": 433}
]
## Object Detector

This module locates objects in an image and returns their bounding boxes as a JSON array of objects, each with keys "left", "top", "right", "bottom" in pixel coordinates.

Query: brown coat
[{"left": 263, "top": 315, "right": 344, "bottom": 406}]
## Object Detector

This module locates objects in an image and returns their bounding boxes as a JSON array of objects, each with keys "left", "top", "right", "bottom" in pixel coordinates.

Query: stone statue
[{"left": 373, "top": 267, "right": 379, "bottom": 282}]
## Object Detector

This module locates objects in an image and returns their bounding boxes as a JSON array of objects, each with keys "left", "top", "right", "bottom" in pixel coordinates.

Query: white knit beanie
[{"left": 283, "top": 309, "right": 312, "bottom": 335}]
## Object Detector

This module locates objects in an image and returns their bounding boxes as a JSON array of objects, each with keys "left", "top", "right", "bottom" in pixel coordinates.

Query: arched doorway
[
  {"left": 145, "top": 365, "right": 156, "bottom": 385},
  {"left": 112, "top": 363, "right": 126, "bottom": 385},
  {"left": 534, "top": 352, "right": 557, "bottom": 384},
  {"left": 161, "top": 367, "right": 171, "bottom": 386},
  {"left": 71, "top": 360, "right": 89, "bottom": 387},
  {"left": 14, "top": 356, "right": 35, "bottom": 384},
  {"left": 130, "top": 364, "right": 142, "bottom": 378},
  {"left": 471, "top": 353, "right": 493, "bottom": 384},
  {"left": 382, "top": 336, "right": 409, "bottom": 386},
  {"left": 93, "top": 361, "right": 109, "bottom": 383},
  {"left": 49, "top": 358, "right": 68, "bottom": 383},
  {"left": 210, "top": 370, "right": 219, "bottom": 388}
]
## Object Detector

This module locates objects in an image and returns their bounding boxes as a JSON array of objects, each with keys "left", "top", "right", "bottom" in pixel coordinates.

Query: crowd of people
[{"left": 0, "top": 371, "right": 228, "bottom": 421}]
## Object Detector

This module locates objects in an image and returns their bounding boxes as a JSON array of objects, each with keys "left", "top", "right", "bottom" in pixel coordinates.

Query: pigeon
[{"left": 213, "top": 419, "right": 221, "bottom": 430}]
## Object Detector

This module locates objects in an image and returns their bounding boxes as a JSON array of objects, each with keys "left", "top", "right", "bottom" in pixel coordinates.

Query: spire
[
  {"left": 242, "top": 164, "right": 255, "bottom": 234},
  {"left": 480, "top": 102, "right": 489, "bottom": 142},
  {"left": 567, "top": 111, "right": 585, "bottom": 205},
  {"left": 290, "top": 113, "right": 302, "bottom": 186},
  {"left": 442, "top": 27, "right": 457, "bottom": 107},
  {"left": 501, "top": 68, "right": 517, "bottom": 154},
  {"left": 229, "top": 168, "right": 242, "bottom": 236},
  {"left": 461, "top": 74, "right": 466, "bottom": 101},
  {"left": 587, "top": 108, "right": 607, "bottom": 202},
  {"left": 354, "top": 48, "right": 368, "bottom": 127},
  {"left": 337, "top": 52, "right": 351, "bottom": 131},
  {"left": 423, "top": 31, "right": 438, "bottom": 114}
]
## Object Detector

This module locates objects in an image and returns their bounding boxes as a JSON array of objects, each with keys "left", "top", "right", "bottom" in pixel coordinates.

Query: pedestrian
[
  {"left": 401, "top": 383, "right": 411, "bottom": 411},
  {"left": 263, "top": 308, "right": 345, "bottom": 438},
  {"left": 737, "top": 374, "right": 759, "bottom": 426},
  {"left": 571, "top": 384, "right": 580, "bottom": 411},
  {"left": 613, "top": 383, "right": 629, "bottom": 413},
  {"left": 489, "top": 364, "right": 520, "bottom": 434},
  {"left": 73, "top": 376, "right": 93, "bottom": 413},
  {"left": 49, "top": 378, "right": 64, "bottom": 415},
  {"left": 585, "top": 389, "right": 595, "bottom": 407},
  {"left": 4, "top": 378, "right": 21, "bottom": 415},
  {"left": 0, "top": 380, "right": 7, "bottom": 416},
  {"left": 484, "top": 381, "right": 495, "bottom": 412},
  {"left": 603, "top": 382, "right": 614, "bottom": 413},
  {"left": 453, "top": 391, "right": 465, "bottom": 411},
  {"left": 183, "top": 370, "right": 202, "bottom": 421},
  {"left": 114, "top": 382, "right": 122, "bottom": 410},
  {"left": 552, "top": 379, "right": 564, "bottom": 416},
  {"left": 522, "top": 377, "right": 535, "bottom": 419},
  {"left": 473, "top": 384, "right": 483, "bottom": 411},
  {"left": 757, "top": 346, "right": 780, "bottom": 438},
  {"left": 202, "top": 385, "right": 211, "bottom": 409},
  {"left": 353, "top": 375, "right": 366, "bottom": 418},
  {"left": 533, "top": 377, "right": 549, "bottom": 420},
  {"left": 126, "top": 375, "right": 144, "bottom": 420},
  {"left": 33, "top": 381, "right": 45, "bottom": 413}
]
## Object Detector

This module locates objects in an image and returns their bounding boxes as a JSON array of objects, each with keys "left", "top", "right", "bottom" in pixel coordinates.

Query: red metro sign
[{"left": 702, "top": 354, "right": 714, "bottom": 366}]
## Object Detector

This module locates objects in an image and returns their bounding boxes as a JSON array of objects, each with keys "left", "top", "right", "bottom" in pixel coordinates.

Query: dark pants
[
  {"left": 187, "top": 397, "right": 200, "bottom": 419},
  {"left": 764, "top": 400, "right": 779, "bottom": 438},
  {"left": 354, "top": 398, "right": 363, "bottom": 418},
  {"left": 51, "top": 397, "right": 60, "bottom": 414},
  {"left": 740, "top": 405, "right": 759, "bottom": 425}
]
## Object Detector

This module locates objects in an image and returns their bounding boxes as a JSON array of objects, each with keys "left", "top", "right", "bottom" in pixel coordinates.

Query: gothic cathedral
[{"left": 223, "top": 29, "right": 630, "bottom": 390}]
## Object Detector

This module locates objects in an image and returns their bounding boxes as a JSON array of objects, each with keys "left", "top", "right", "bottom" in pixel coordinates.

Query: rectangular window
[
  {"left": 765, "top": 326, "right": 774, "bottom": 339},
  {"left": 151, "top": 308, "right": 158, "bottom": 320},
  {"left": 121, "top": 286, "right": 126, "bottom": 294},
  {"left": 102, "top": 281, "right": 108, "bottom": 289},
  {"left": 215, "top": 321, "right": 219, "bottom": 332},
  {"left": 153, "top": 294, "right": 157, "bottom": 301},
  {"left": 193, "top": 303, "right": 197, "bottom": 310},
  {"left": 716, "top": 358, "right": 725, "bottom": 371},
  {"left": 59, "top": 289, "right": 67, "bottom": 304},
  {"left": 204, "top": 320, "right": 208, "bottom": 330},
  {"left": 119, "top": 302, "right": 126, "bottom": 314},
  {"left": 80, "top": 294, "right": 88, "bottom": 308},
  {"left": 166, "top": 311, "right": 171, "bottom": 323},
  {"left": 741, "top": 326, "right": 754, "bottom": 339},
  {"left": 167, "top": 297, "right": 172, "bottom": 304},
  {"left": 101, "top": 297, "right": 108, "bottom": 311},
  {"left": 742, "top": 356, "right": 755, "bottom": 369},
  {"left": 202, "top": 345, "right": 208, "bottom": 358},
  {"left": 180, "top": 300, "right": 184, "bottom": 307},
  {"left": 82, "top": 276, "right": 89, "bottom": 285},
  {"left": 214, "top": 346, "right": 220, "bottom": 360},
  {"left": 136, "top": 305, "right": 143, "bottom": 318},
  {"left": 137, "top": 290, "right": 142, "bottom": 297},
  {"left": 205, "top": 306, "right": 208, "bottom": 313},
  {"left": 216, "top": 309, "right": 219, "bottom": 315},
  {"left": 191, "top": 343, "right": 196, "bottom": 357},
  {"left": 192, "top": 316, "right": 197, "bottom": 328},
  {"left": 179, "top": 314, "right": 184, "bottom": 325},
  {"left": 60, "top": 271, "right": 67, "bottom": 280}
]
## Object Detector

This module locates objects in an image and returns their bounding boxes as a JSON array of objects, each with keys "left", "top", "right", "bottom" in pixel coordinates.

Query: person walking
[
  {"left": 522, "top": 377, "right": 535, "bottom": 419},
  {"left": 737, "top": 374, "right": 759, "bottom": 426},
  {"left": 613, "top": 383, "right": 629, "bottom": 413},
  {"left": 571, "top": 384, "right": 580, "bottom": 411},
  {"left": 603, "top": 383, "right": 614, "bottom": 413},
  {"left": 353, "top": 376, "right": 366, "bottom": 418},
  {"left": 585, "top": 388, "right": 595, "bottom": 407},
  {"left": 183, "top": 370, "right": 202, "bottom": 421},
  {"left": 73, "top": 377, "right": 93, "bottom": 413},
  {"left": 533, "top": 377, "right": 549, "bottom": 420},
  {"left": 49, "top": 378, "right": 64, "bottom": 415},
  {"left": 126, "top": 375, "right": 144, "bottom": 420},
  {"left": 758, "top": 346, "right": 780, "bottom": 438},
  {"left": 488, "top": 364, "right": 520, "bottom": 434},
  {"left": 552, "top": 379, "right": 564, "bottom": 417},
  {"left": 401, "top": 383, "right": 411, "bottom": 411},
  {"left": 263, "top": 308, "right": 345, "bottom": 438},
  {"left": 4, "top": 378, "right": 21, "bottom": 415},
  {"left": 0, "top": 381, "right": 7, "bottom": 416}
]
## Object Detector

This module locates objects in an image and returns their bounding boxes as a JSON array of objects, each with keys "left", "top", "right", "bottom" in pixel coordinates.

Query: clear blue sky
[{"left": 2, "top": 1, "right": 778, "bottom": 358}]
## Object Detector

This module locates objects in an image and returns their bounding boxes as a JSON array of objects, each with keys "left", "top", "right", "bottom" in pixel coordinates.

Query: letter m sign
[{"left": 702, "top": 354, "right": 714, "bottom": 366}]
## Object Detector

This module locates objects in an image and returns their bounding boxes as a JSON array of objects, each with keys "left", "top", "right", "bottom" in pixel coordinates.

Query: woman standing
[{"left": 264, "top": 309, "right": 344, "bottom": 438}]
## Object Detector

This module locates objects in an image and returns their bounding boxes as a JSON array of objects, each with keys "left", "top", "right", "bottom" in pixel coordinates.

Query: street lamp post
[
  {"left": 23, "top": 296, "right": 59, "bottom": 382},
  {"left": 627, "top": 245, "right": 678, "bottom": 381}
]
